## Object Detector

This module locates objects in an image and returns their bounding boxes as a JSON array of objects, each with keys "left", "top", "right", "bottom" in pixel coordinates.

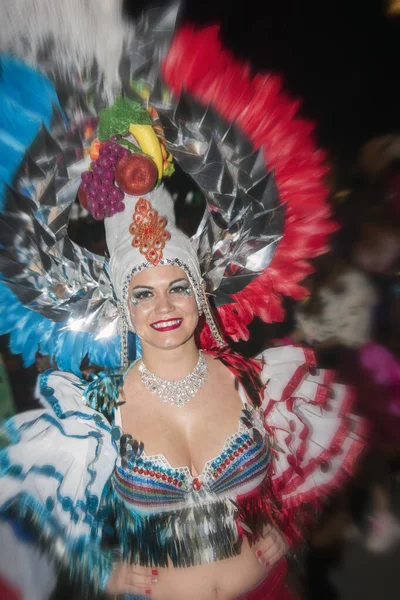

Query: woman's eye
[
  {"left": 170, "top": 285, "right": 191, "bottom": 295},
  {"left": 132, "top": 290, "right": 153, "bottom": 302}
]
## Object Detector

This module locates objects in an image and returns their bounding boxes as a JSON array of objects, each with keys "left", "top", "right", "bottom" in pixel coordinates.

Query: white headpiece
[{"left": 104, "top": 185, "right": 203, "bottom": 329}]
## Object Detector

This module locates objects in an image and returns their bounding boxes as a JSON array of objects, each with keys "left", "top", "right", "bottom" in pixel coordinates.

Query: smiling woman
[{"left": 128, "top": 267, "right": 199, "bottom": 352}]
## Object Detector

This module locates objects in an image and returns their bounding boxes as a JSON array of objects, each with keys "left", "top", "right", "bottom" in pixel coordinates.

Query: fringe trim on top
[{"left": 109, "top": 487, "right": 242, "bottom": 568}]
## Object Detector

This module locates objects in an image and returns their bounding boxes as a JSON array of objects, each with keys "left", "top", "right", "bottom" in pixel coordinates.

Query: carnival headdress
[{"left": 0, "top": 0, "right": 335, "bottom": 374}]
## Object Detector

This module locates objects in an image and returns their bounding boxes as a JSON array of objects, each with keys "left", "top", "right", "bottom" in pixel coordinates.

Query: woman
[
  {"left": 23, "top": 204, "right": 362, "bottom": 600},
  {"left": 104, "top": 263, "right": 289, "bottom": 599},
  {"left": 2, "top": 181, "right": 363, "bottom": 600},
  {"left": 0, "top": 2, "right": 364, "bottom": 599}
]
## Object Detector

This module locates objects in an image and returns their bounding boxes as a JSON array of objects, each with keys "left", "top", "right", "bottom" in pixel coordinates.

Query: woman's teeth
[{"left": 152, "top": 319, "right": 182, "bottom": 329}]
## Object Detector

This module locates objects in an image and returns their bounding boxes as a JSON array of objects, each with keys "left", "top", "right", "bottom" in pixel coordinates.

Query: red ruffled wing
[
  {"left": 162, "top": 25, "right": 337, "bottom": 345},
  {"left": 257, "top": 345, "right": 366, "bottom": 544},
  {"left": 202, "top": 346, "right": 366, "bottom": 546}
]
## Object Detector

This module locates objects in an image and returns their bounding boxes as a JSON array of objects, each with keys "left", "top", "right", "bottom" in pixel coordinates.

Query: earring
[
  {"left": 118, "top": 301, "right": 138, "bottom": 368},
  {"left": 119, "top": 310, "right": 130, "bottom": 369},
  {"left": 200, "top": 282, "right": 225, "bottom": 346}
]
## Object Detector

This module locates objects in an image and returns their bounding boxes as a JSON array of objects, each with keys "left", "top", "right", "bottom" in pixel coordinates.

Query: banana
[{"left": 129, "top": 123, "right": 163, "bottom": 181}]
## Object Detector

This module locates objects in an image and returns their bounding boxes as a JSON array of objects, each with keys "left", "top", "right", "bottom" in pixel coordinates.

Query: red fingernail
[
  {"left": 151, "top": 569, "right": 158, "bottom": 576},
  {"left": 256, "top": 550, "right": 262, "bottom": 557},
  {"left": 145, "top": 589, "right": 151, "bottom": 595}
]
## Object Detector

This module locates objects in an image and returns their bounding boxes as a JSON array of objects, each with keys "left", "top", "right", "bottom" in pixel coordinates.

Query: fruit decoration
[
  {"left": 161, "top": 144, "right": 174, "bottom": 177},
  {"left": 146, "top": 106, "right": 175, "bottom": 178},
  {"left": 115, "top": 154, "right": 158, "bottom": 196},
  {"left": 98, "top": 97, "right": 153, "bottom": 141},
  {"left": 89, "top": 139, "right": 102, "bottom": 161},
  {"left": 77, "top": 185, "right": 89, "bottom": 211},
  {"left": 129, "top": 123, "right": 163, "bottom": 182},
  {"left": 79, "top": 96, "right": 174, "bottom": 220},
  {"left": 79, "top": 141, "right": 127, "bottom": 220}
]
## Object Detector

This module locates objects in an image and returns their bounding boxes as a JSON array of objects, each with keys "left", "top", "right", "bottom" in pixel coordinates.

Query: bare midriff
[{"left": 145, "top": 538, "right": 269, "bottom": 600}]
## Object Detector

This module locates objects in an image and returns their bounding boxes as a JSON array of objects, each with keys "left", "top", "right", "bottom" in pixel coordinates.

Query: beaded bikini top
[{"left": 109, "top": 383, "right": 270, "bottom": 567}]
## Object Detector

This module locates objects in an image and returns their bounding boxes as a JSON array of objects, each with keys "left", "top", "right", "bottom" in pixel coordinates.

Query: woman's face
[{"left": 128, "top": 265, "right": 199, "bottom": 350}]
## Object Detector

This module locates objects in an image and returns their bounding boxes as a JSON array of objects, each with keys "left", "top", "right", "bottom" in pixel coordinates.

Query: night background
[{"left": 127, "top": 0, "right": 399, "bottom": 180}]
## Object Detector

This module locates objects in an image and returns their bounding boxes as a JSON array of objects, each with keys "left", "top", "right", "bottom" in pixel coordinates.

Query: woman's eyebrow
[
  {"left": 169, "top": 278, "right": 189, "bottom": 286},
  {"left": 131, "top": 285, "right": 154, "bottom": 291},
  {"left": 131, "top": 279, "right": 188, "bottom": 292}
]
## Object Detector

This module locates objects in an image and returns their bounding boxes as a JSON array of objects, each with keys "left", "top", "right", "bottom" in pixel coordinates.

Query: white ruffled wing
[{"left": 0, "top": 370, "right": 117, "bottom": 591}]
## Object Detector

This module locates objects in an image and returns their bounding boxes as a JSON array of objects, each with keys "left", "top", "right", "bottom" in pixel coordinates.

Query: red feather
[{"left": 163, "top": 24, "right": 338, "bottom": 343}]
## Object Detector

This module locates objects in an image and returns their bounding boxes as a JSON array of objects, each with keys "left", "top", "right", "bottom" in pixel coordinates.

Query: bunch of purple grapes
[{"left": 81, "top": 141, "right": 130, "bottom": 220}]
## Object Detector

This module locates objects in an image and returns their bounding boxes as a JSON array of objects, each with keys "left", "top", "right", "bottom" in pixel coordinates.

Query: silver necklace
[{"left": 139, "top": 352, "right": 208, "bottom": 408}]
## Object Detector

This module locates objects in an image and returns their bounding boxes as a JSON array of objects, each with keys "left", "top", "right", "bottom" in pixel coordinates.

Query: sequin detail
[
  {"left": 111, "top": 406, "right": 270, "bottom": 567},
  {"left": 129, "top": 197, "right": 171, "bottom": 265}
]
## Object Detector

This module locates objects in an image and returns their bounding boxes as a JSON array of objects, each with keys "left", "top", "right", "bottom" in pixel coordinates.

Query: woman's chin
[{"left": 142, "top": 330, "right": 195, "bottom": 351}]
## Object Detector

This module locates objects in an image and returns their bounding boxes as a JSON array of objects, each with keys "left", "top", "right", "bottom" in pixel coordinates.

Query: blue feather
[
  {"left": 0, "top": 282, "right": 123, "bottom": 375},
  {"left": 0, "top": 55, "right": 59, "bottom": 210}
]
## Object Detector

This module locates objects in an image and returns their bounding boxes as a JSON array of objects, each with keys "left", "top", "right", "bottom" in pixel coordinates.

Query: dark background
[{"left": 125, "top": 0, "right": 399, "bottom": 174}]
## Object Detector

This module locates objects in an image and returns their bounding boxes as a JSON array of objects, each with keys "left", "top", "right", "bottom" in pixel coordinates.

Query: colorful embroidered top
[{"left": 110, "top": 383, "right": 270, "bottom": 566}]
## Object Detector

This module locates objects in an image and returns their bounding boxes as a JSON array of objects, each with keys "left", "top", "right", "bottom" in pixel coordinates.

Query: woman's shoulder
[{"left": 204, "top": 347, "right": 265, "bottom": 407}]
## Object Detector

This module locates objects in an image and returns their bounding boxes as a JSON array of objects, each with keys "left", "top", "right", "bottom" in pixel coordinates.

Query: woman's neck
[{"left": 140, "top": 338, "right": 201, "bottom": 380}]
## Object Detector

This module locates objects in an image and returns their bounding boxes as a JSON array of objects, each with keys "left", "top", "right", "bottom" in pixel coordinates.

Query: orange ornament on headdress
[{"left": 129, "top": 197, "right": 171, "bottom": 266}]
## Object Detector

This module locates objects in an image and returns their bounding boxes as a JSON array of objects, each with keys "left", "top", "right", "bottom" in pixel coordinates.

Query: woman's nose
[{"left": 154, "top": 293, "right": 174, "bottom": 314}]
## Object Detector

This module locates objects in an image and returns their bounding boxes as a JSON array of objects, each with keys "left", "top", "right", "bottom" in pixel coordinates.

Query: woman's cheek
[
  {"left": 175, "top": 295, "right": 198, "bottom": 313},
  {"left": 128, "top": 302, "right": 150, "bottom": 332}
]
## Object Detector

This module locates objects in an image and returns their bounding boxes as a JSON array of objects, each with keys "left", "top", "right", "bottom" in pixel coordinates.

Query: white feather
[{"left": 0, "top": 0, "right": 130, "bottom": 95}]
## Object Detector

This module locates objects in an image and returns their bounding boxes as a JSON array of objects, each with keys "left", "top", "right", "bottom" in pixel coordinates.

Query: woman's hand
[
  {"left": 253, "top": 524, "right": 289, "bottom": 569},
  {"left": 105, "top": 562, "right": 159, "bottom": 598}
]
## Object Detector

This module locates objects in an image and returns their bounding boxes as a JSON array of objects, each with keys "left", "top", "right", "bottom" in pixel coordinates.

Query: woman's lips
[{"left": 150, "top": 318, "right": 183, "bottom": 332}]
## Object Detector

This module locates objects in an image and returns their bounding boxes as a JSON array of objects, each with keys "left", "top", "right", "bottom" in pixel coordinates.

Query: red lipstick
[{"left": 150, "top": 318, "right": 183, "bottom": 332}]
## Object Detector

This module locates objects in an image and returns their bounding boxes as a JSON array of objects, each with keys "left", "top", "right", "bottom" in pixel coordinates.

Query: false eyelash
[
  {"left": 130, "top": 285, "right": 191, "bottom": 305},
  {"left": 170, "top": 285, "right": 191, "bottom": 295},
  {"left": 131, "top": 290, "right": 153, "bottom": 303}
]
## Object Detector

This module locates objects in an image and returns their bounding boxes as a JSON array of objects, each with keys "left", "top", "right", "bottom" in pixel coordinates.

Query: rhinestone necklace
[{"left": 139, "top": 352, "right": 208, "bottom": 408}]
